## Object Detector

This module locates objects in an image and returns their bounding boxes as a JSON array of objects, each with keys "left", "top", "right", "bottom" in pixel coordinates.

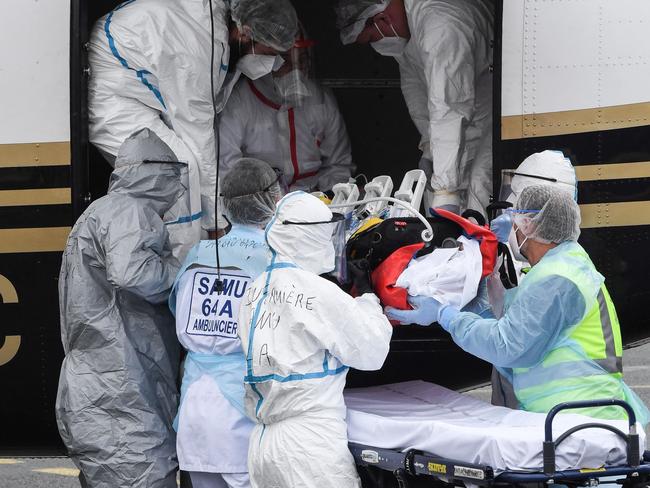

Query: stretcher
[{"left": 344, "top": 381, "right": 649, "bottom": 488}]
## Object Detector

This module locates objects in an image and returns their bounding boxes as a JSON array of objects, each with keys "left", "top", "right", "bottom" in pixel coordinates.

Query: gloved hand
[
  {"left": 461, "top": 278, "right": 491, "bottom": 316},
  {"left": 490, "top": 213, "right": 512, "bottom": 243},
  {"left": 385, "top": 295, "right": 443, "bottom": 326},
  {"left": 347, "top": 259, "right": 373, "bottom": 295}
]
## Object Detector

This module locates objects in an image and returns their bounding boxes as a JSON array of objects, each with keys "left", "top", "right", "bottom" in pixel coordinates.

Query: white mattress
[{"left": 344, "top": 381, "right": 645, "bottom": 474}]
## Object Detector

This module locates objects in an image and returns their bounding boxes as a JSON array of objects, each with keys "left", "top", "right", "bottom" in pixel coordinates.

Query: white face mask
[
  {"left": 370, "top": 21, "right": 408, "bottom": 57},
  {"left": 508, "top": 224, "right": 529, "bottom": 262},
  {"left": 238, "top": 54, "right": 285, "bottom": 80}
]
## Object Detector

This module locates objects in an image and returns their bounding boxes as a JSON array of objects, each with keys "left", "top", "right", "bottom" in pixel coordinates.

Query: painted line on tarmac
[
  {"left": 32, "top": 467, "right": 80, "bottom": 477},
  {"left": 628, "top": 385, "right": 650, "bottom": 389},
  {"left": 624, "top": 365, "right": 650, "bottom": 371},
  {"left": 0, "top": 458, "right": 23, "bottom": 464}
]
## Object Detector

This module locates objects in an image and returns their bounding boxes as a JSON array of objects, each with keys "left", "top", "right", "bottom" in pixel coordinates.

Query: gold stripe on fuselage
[
  {"left": 0, "top": 188, "right": 71, "bottom": 206},
  {"left": 502, "top": 101, "right": 650, "bottom": 140},
  {"left": 575, "top": 161, "right": 650, "bottom": 181},
  {"left": 0, "top": 141, "right": 70, "bottom": 167},
  {"left": 580, "top": 201, "right": 650, "bottom": 229},
  {"left": 0, "top": 227, "right": 70, "bottom": 254}
]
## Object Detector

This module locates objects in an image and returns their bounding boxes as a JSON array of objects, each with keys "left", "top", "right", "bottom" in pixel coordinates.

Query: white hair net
[
  {"left": 513, "top": 185, "right": 581, "bottom": 244},
  {"left": 335, "top": 0, "right": 390, "bottom": 44},
  {"left": 221, "top": 158, "right": 283, "bottom": 227},
  {"left": 231, "top": 0, "right": 298, "bottom": 52}
]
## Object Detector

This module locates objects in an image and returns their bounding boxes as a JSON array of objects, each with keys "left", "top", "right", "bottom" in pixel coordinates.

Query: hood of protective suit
[
  {"left": 509, "top": 150, "right": 577, "bottom": 203},
  {"left": 109, "top": 128, "right": 188, "bottom": 216},
  {"left": 265, "top": 192, "right": 335, "bottom": 274}
]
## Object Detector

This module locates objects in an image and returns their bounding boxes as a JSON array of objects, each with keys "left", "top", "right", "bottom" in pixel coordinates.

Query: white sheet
[
  {"left": 395, "top": 236, "right": 482, "bottom": 308},
  {"left": 345, "top": 381, "right": 645, "bottom": 474}
]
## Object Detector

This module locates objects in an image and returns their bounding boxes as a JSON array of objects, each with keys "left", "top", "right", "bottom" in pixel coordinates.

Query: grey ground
[{"left": 2, "top": 343, "right": 649, "bottom": 487}]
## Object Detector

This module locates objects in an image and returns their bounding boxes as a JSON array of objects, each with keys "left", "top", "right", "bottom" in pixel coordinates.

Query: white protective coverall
[
  {"left": 169, "top": 226, "right": 269, "bottom": 488},
  {"left": 219, "top": 75, "right": 355, "bottom": 192},
  {"left": 238, "top": 192, "right": 393, "bottom": 488},
  {"left": 88, "top": 0, "right": 234, "bottom": 256},
  {"left": 56, "top": 129, "right": 184, "bottom": 488},
  {"left": 399, "top": 0, "right": 494, "bottom": 214}
]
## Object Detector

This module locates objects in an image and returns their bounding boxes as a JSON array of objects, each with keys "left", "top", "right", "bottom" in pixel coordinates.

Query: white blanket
[
  {"left": 396, "top": 236, "right": 482, "bottom": 308},
  {"left": 345, "top": 381, "right": 645, "bottom": 474}
]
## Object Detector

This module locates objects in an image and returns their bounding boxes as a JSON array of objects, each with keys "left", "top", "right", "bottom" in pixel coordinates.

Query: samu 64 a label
[{"left": 186, "top": 271, "right": 251, "bottom": 338}]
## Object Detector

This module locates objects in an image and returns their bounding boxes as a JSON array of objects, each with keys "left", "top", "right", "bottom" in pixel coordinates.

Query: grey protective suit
[{"left": 56, "top": 129, "right": 185, "bottom": 488}]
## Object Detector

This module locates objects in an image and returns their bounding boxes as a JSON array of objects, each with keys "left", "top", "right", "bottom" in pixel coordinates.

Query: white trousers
[{"left": 189, "top": 472, "right": 250, "bottom": 488}]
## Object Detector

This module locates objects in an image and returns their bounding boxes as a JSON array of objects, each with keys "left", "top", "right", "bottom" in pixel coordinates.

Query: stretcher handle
[{"left": 543, "top": 399, "right": 639, "bottom": 475}]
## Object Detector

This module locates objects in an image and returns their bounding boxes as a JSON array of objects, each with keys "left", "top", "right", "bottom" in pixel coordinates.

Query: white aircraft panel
[
  {"left": 502, "top": 0, "right": 650, "bottom": 117},
  {"left": 0, "top": 0, "right": 70, "bottom": 144},
  {"left": 501, "top": 0, "right": 524, "bottom": 117}
]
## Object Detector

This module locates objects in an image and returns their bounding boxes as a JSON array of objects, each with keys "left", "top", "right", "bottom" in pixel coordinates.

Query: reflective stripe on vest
[
  {"left": 513, "top": 288, "right": 622, "bottom": 389},
  {"left": 511, "top": 243, "right": 624, "bottom": 417},
  {"left": 593, "top": 288, "right": 623, "bottom": 374}
]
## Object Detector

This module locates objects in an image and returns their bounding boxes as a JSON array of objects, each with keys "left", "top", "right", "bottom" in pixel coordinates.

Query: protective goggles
[{"left": 504, "top": 207, "right": 541, "bottom": 234}]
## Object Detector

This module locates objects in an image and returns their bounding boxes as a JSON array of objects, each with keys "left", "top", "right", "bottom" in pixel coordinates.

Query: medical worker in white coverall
[
  {"left": 169, "top": 159, "right": 283, "bottom": 488},
  {"left": 219, "top": 27, "right": 355, "bottom": 192},
  {"left": 238, "top": 192, "right": 393, "bottom": 488},
  {"left": 336, "top": 0, "right": 494, "bottom": 215},
  {"left": 88, "top": 0, "right": 298, "bottom": 258}
]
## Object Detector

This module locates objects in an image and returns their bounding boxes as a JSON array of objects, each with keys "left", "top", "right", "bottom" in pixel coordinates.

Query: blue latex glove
[
  {"left": 490, "top": 213, "right": 512, "bottom": 243},
  {"left": 461, "top": 278, "right": 491, "bottom": 316},
  {"left": 385, "top": 295, "right": 444, "bottom": 326}
]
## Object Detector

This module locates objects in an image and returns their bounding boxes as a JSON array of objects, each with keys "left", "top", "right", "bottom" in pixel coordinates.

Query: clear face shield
[
  {"left": 281, "top": 212, "right": 348, "bottom": 282},
  {"left": 272, "top": 36, "right": 317, "bottom": 107},
  {"left": 498, "top": 170, "right": 517, "bottom": 204},
  {"left": 143, "top": 158, "right": 190, "bottom": 214},
  {"left": 492, "top": 169, "right": 577, "bottom": 220},
  {"left": 499, "top": 170, "right": 577, "bottom": 203}
]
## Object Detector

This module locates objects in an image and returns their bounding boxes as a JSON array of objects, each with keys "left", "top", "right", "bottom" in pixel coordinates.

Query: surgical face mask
[
  {"left": 508, "top": 224, "right": 529, "bottom": 262},
  {"left": 238, "top": 54, "right": 285, "bottom": 80},
  {"left": 273, "top": 68, "right": 312, "bottom": 107},
  {"left": 370, "top": 22, "right": 407, "bottom": 58}
]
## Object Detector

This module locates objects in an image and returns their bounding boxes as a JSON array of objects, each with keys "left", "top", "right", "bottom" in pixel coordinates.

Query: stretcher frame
[{"left": 350, "top": 399, "right": 650, "bottom": 488}]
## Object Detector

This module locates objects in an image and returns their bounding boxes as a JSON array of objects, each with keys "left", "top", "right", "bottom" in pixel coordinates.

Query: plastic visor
[
  {"left": 143, "top": 159, "right": 192, "bottom": 223},
  {"left": 499, "top": 169, "right": 577, "bottom": 204},
  {"left": 273, "top": 37, "right": 316, "bottom": 107},
  {"left": 281, "top": 212, "right": 348, "bottom": 283}
]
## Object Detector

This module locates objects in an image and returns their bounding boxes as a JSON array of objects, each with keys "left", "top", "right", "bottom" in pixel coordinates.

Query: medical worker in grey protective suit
[{"left": 56, "top": 129, "right": 186, "bottom": 488}]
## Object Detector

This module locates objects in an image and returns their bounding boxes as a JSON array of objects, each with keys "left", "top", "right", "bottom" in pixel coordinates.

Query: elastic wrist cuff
[
  {"left": 438, "top": 306, "right": 460, "bottom": 331},
  {"left": 431, "top": 191, "right": 461, "bottom": 208}
]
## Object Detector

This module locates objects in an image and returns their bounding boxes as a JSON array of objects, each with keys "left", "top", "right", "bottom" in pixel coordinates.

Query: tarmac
[{"left": 1, "top": 342, "right": 649, "bottom": 487}]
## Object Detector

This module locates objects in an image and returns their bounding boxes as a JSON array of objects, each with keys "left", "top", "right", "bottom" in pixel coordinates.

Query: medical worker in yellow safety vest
[{"left": 387, "top": 185, "right": 650, "bottom": 424}]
